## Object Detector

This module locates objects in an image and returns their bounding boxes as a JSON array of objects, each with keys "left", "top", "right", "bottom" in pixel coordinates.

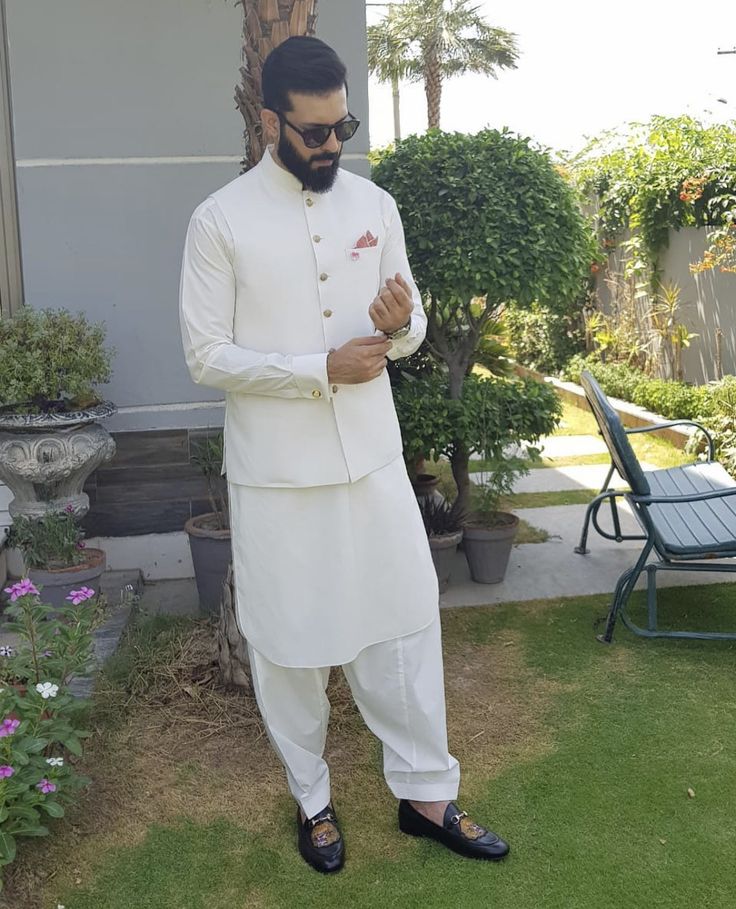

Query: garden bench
[{"left": 576, "top": 370, "right": 736, "bottom": 643}]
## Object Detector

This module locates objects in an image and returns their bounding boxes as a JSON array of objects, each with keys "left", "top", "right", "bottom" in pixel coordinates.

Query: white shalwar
[
  {"left": 248, "top": 615, "right": 460, "bottom": 818},
  {"left": 179, "top": 147, "right": 460, "bottom": 811}
]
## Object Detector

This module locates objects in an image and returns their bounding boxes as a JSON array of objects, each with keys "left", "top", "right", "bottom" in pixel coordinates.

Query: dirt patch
[{"left": 2, "top": 616, "right": 567, "bottom": 907}]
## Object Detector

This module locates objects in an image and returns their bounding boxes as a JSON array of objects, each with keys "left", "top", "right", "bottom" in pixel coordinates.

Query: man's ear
[{"left": 261, "top": 108, "right": 280, "bottom": 145}]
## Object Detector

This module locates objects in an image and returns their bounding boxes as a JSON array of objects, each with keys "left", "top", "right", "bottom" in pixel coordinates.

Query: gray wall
[
  {"left": 598, "top": 228, "right": 736, "bottom": 385},
  {"left": 7, "top": 0, "right": 369, "bottom": 427}
]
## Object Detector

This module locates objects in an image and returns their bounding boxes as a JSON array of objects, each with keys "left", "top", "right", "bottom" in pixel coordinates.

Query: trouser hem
[
  {"left": 387, "top": 780, "right": 460, "bottom": 802},
  {"left": 294, "top": 783, "right": 333, "bottom": 819}
]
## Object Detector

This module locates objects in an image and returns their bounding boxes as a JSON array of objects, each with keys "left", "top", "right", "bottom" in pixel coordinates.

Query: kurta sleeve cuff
[
  {"left": 292, "top": 352, "right": 331, "bottom": 401},
  {"left": 387, "top": 317, "right": 426, "bottom": 361}
]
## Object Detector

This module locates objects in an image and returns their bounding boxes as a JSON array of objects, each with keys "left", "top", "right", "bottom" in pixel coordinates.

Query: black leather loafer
[
  {"left": 297, "top": 803, "right": 345, "bottom": 874},
  {"left": 398, "top": 800, "right": 510, "bottom": 861}
]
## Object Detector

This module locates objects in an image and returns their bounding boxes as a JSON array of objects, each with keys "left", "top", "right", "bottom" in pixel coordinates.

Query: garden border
[{"left": 514, "top": 365, "right": 692, "bottom": 451}]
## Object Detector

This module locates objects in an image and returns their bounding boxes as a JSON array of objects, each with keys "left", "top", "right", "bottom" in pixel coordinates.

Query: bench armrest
[
  {"left": 625, "top": 421, "right": 715, "bottom": 459},
  {"left": 633, "top": 485, "right": 736, "bottom": 505}
]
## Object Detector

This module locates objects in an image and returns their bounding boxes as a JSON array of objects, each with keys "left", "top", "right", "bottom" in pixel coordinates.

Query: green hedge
[{"left": 563, "top": 354, "right": 713, "bottom": 420}]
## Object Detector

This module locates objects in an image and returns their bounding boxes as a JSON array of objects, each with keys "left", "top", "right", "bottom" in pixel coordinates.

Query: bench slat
[{"left": 646, "top": 463, "right": 736, "bottom": 555}]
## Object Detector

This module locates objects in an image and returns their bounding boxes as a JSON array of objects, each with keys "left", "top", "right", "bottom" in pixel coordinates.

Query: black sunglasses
[{"left": 277, "top": 112, "right": 360, "bottom": 149}]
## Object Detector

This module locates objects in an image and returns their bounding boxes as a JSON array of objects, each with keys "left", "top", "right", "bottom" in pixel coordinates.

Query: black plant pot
[
  {"left": 463, "top": 513, "right": 519, "bottom": 584},
  {"left": 184, "top": 514, "right": 232, "bottom": 615}
]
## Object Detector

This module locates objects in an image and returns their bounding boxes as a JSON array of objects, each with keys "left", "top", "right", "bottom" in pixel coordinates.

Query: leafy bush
[
  {"left": 631, "top": 378, "right": 711, "bottom": 421},
  {"left": 686, "top": 377, "right": 736, "bottom": 475},
  {"left": 563, "top": 354, "right": 713, "bottom": 420},
  {"left": 563, "top": 354, "right": 645, "bottom": 402},
  {"left": 0, "top": 307, "right": 113, "bottom": 413},
  {"left": 503, "top": 302, "right": 584, "bottom": 374},
  {"left": 0, "top": 579, "right": 104, "bottom": 884},
  {"left": 394, "top": 371, "right": 561, "bottom": 511},
  {"left": 374, "top": 129, "right": 590, "bottom": 514},
  {"left": 6, "top": 508, "right": 88, "bottom": 570},
  {"left": 569, "top": 115, "right": 736, "bottom": 267}
]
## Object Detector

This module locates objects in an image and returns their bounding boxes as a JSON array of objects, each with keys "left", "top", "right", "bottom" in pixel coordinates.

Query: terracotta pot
[
  {"left": 184, "top": 513, "right": 232, "bottom": 616},
  {"left": 23, "top": 548, "right": 106, "bottom": 611},
  {"left": 428, "top": 529, "right": 463, "bottom": 593},
  {"left": 463, "top": 512, "right": 519, "bottom": 584}
]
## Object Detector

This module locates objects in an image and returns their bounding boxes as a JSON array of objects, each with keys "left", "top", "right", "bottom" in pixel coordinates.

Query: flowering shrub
[
  {"left": 0, "top": 579, "right": 102, "bottom": 885},
  {"left": 6, "top": 507, "right": 88, "bottom": 570},
  {"left": 569, "top": 115, "right": 736, "bottom": 269},
  {"left": 0, "top": 306, "right": 113, "bottom": 413}
]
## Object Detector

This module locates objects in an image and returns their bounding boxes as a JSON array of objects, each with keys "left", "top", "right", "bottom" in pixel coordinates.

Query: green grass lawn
[{"left": 8, "top": 587, "right": 736, "bottom": 909}]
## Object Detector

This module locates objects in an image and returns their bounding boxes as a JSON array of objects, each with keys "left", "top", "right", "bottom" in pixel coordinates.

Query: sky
[{"left": 366, "top": 0, "right": 736, "bottom": 156}]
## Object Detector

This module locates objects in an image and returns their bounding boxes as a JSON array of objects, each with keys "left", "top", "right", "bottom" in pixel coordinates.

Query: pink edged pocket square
[{"left": 353, "top": 230, "right": 379, "bottom": 249}]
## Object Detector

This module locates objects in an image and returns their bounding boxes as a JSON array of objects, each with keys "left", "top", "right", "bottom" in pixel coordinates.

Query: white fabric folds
[{"left": 229, "top": 456, "right": 439, "bottom": 667}]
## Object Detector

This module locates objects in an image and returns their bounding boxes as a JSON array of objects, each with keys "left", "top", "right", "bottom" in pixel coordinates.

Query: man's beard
[{"left": 277, "top": 130, "right": 341, "bottom": 193}]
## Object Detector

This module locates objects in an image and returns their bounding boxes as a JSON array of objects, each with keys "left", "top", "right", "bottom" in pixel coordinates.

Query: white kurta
[
  {"left": 229, "top": 457, "right": 438, "bottom": 667},
  {"left": 180, "top": 148, "right": 438, "bottom": 666}
]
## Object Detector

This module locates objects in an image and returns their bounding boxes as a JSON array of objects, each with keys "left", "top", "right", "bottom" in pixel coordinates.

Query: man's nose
[{"left": 322, "top": 129, "right": 341, "bottom": 154}]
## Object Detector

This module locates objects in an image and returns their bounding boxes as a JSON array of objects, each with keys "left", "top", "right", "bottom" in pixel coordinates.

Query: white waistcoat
[{"left": 179, "top": 148, "right": 426, "bottom": 487}]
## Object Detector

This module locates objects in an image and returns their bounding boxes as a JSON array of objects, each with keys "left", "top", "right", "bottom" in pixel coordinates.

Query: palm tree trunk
[
  {"left": 424, "top": 50, "right": 442, "bottom": 129},
  {"left": 236, "top": 0, "right": 319, "bottom": 172},
  {"left": 216, "top": 564, "right": 252, "bottom": 692},
  {"left": 391, "top": 73, "right": 401, "bottom": 142}
]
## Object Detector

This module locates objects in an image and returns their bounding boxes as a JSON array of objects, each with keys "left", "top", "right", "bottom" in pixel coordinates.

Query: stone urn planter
[
  {"left": 184, "top": 513, "right": 232, "bottom": 616},
  {"left": 428, "top": 529, "right": 463, "bottom": 594},
  {"left": 0, "top": 402, "right": 117, "bottom": 520},
  {"left": 463, "top": 512, "right": 519, "bottom": 584}
]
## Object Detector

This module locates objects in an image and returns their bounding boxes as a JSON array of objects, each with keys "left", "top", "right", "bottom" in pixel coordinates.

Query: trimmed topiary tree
[{"left": 373, "top": 129, "right": 593, "bottom": 514}]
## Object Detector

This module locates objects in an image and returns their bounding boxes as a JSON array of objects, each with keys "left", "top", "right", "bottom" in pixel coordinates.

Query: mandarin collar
[
  {"left": 261, "top": 145, "right": 306, "bottom": 194},
  {"left": 260, "top": 145, "right": 341, "bottom": 197}
]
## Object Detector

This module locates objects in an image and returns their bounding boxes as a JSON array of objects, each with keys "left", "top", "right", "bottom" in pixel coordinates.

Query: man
[{"left": 179, "top": 36, "right": 509, "bottom": 874}]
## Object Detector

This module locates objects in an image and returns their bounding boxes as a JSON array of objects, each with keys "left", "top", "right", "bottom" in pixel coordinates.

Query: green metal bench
[{"left": 576, "top": 370, "right": 736, "bottom": 643}]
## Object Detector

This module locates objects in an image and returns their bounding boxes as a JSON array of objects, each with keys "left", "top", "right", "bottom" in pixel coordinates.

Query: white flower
[
  {"left": 0, "top": 646, "right": 13, "bottom": 657},
  {"left": 35, "top": 682, "right": 59, "bottom": 699},
  {"left": 46, "top": 756, "right": 64, "bottom": 767}
]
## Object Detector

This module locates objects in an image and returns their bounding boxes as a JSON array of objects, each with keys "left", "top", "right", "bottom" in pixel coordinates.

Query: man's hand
[
  {"left": 369, "top": 273, "right": 414, "bottom": 335},
  {"left": 327, "top": 336, "right": 392, "bottom": 385}
]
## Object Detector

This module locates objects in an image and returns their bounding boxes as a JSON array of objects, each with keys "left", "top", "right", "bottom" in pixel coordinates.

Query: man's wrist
[{"left": 388, "top": 317, "right": 412, "bottom": 340}]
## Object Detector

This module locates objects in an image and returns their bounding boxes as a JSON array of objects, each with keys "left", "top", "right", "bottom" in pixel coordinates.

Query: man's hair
[{"left": 261, "top": 36, "right": 347, "bottom": 112}]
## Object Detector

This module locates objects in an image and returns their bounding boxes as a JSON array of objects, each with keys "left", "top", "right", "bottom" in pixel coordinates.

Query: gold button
[
  {"left": 312, "top": 389, "right": 322, "bottom": 399},
  {"left": 313, "top": 234, "right": 321, "bottom": 243},
  {"left": 320, "top": 273, "right": 328, "bottom": 282},
  {"left": 331, "top": 384, "right": 339, "bottom": 394},
  {"left": 305, "top": 198, "right": 314, "bottom": 207},
  {"left": 323, "top": 309, "right": 333, "bottom": 318}
]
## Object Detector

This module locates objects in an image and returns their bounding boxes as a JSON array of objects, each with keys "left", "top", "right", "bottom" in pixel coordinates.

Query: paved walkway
[{"left": 442, "top": 432, "right": 735, "bottom": 609}]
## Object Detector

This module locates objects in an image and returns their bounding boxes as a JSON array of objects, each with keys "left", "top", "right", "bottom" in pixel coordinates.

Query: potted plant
[
  {"left": 463, "top": 456, "right": 531, "bottom": 584},
  {"left": 0, "top": 307, "right": 117, "bottom": 520},
  {"left": 185, "top": 432, "right": 231, "bottom": 615},
  {"left": 4, "top": 507, "right": 105, "bottom": 611},
  {"left": 394, "top": 370, "right": 561, "bottom": 584},
  {"left": 417, "top": 496, "right": 464, "bottom": 593}
]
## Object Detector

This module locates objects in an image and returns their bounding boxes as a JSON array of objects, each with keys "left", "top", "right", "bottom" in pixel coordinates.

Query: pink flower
[
  {"left": 3, "top": 579, "right": 40, "bottom": 601},
  {"left": 66, "top": 586, "right": 95, "bottom": 605},
  {"left": 76, "top": 541, "right": 86, "bottom": 549},
  {"left": 0, "top": 765, "right": 14, "bottom": 778},
  {"left": 36, "top": 778, "right": 57, "bottom": 794},
  {"left": 64, "top": 504, "right": 74, "bottom": 514},
  {"left": 0, "top": 718, "right": 20, "bottom": 737}
]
